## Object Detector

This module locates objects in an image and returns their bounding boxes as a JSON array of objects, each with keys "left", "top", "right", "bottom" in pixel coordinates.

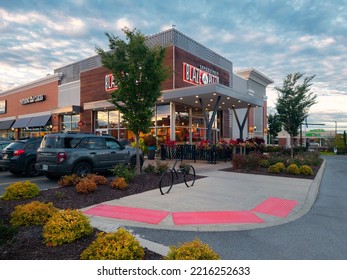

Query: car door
[
  {"left": 105, "top": 137, "right": 129, "bottom": 167},
  {"left": 78, "top": 137, "right": 109, "bottom": 169}
]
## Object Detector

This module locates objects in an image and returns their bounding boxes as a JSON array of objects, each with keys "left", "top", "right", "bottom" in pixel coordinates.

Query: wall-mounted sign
[
  {"left": 20, "top": 94, "right": 45, "bottom": 105},
  {"left": 0, "top": 100, "right": 6, "bottom": 114},
  {"left": 105, "top": 74, "right": 117, "bottom": 91},
  {"left": 183, "top": 62, "right": 219, "bottom": 85}
]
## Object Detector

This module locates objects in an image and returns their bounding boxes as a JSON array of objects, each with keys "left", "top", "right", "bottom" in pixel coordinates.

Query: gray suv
[{"left": 35, "top": 133, "right": 144, "bottom": 179}]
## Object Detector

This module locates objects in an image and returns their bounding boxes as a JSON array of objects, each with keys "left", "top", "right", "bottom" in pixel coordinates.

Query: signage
[
  {"left": 0, "top": 100, "right": 6, "bottom": 114},
  {"left": 183, "top": 62, "right": 219, "bottom": 85},
  {"left": 20, "top": 94, "right": 45, "bottom": 105},
  {"left": 77, "top": 121, "right": 83, "bottom": 127},
  {"left": 105, "top": 74, "right": 117, "bottom": 91}
]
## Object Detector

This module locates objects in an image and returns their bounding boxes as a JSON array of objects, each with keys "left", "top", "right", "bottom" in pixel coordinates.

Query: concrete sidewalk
[{"left": 82, "top": 159, "right": 325, "bottom": 232}]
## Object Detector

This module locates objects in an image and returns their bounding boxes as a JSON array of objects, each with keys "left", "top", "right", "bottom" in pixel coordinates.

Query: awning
[
  {"left": 0, "top": 119, "right": 15, "bottom": 130},
  {"left": 11, "top": 117, "right": 32, "bottom": 128},
  {"left": 27, "top": 114, "right": 51, "bottom": 127}
]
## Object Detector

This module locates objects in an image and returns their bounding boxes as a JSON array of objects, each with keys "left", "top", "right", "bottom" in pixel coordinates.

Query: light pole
[{"left": 335, "top": 121, "right": 337, "bottom": 136}]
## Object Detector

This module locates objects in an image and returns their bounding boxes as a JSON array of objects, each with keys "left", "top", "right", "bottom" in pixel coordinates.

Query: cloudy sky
[{"left": 0, "top": 0, "right": 346, "bottom": 132}]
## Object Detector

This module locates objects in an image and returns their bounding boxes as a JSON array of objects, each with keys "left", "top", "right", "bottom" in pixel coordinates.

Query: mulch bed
[{"left": 0, "top": 172, "right": 200, "bottom": 260}]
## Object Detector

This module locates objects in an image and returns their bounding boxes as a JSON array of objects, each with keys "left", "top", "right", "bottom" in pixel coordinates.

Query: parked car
[
  {"left": 0, "top": 138, "right": 42, "bottom": 176},
  {"left": 0, "top": 141, "right": 13, "bottom": 170},
  {"left": 35, "top": 133, "right": 144, "bottom": 179}
]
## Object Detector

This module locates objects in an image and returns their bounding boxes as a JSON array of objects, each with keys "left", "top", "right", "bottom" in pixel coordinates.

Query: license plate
[
  {"left": 3, "top": 154, "right": 8, "bottom": 159},
  {"left": 42, "top": 165, "right": 48, "bottom": 171}
]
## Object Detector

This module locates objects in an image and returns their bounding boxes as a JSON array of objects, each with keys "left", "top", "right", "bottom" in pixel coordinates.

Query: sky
[{"left": 0, "top": 0, "right": 346, "bottom": 133}]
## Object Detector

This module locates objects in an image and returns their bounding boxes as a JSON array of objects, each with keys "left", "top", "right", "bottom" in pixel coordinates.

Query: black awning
[
  {"left": 0, "top": 119, "right": 15, "bottom": 130},
  {"left": 11, "top": 117, "right": 32, "bottom": 128},
  {"left": 27, "top": 115, "right": 51, "bottom": 127}
]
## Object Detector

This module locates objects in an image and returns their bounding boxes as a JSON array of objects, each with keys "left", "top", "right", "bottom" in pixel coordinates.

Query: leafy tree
[
  {"left": 267, "top": 113, "right": 282, "bottom": 144},
  {"left": 96, "top": 28, "right": 168, "bottom": 174},
  {"left": 275, "top": 72, "right": 317, "bottom": 157}
]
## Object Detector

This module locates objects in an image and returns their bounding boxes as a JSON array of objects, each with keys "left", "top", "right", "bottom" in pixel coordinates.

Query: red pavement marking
[
  {"left": 251, "top": 197, "right": 298, "bottom": 218},
  {"left": 83, "top": 204, "right": 170, "bottom": 224},
  {"left": 172, "top": 211, "right": 264, "bottom": 225}
]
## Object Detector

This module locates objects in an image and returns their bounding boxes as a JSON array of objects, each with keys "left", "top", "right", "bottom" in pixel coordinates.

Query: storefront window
[{"left": 61, "top": 114, "right": 80, "bottom": 132}]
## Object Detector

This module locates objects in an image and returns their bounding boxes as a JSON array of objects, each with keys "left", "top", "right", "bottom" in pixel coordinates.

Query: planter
[{"left": 147, "top": 146, "right": 156, "bottom": 160}]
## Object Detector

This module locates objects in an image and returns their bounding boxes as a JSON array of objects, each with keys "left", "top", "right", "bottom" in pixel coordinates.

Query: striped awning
[
  {"left": 0, "top": 119, "right": 15, "bottom": 130},
  {"left": 11, "top": 117, "right": 32, "bottom": 128},
  {"left": 27, "top": 114, "right": 51, "bottom": 127}
]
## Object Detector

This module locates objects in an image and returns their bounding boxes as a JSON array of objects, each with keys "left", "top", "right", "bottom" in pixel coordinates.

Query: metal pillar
[{"left": 232, "top": 104, "right": 251, "bottom": 140}]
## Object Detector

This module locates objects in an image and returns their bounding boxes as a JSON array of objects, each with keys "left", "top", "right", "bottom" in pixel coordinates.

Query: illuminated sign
[
  {"left": 20, "top": 94, "right": 45, "bottom": 105},
  {"left": 183, "top": 63, "right": 219, "bottom": 85},
  {"left": 105, "top": 74, "right": 117, "bottom": 91}
]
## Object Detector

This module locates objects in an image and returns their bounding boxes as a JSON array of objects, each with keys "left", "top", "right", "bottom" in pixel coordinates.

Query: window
[{"left": 105, "top": 138, "right": 120, "bottom": 149}]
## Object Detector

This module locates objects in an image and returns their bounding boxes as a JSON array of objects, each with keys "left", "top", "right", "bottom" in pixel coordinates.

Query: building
[{"left": 0, "top": 28, "right": 273, "bottom": 144}]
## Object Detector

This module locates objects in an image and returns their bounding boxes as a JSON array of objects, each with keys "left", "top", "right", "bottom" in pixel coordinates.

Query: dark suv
[
  {"left": 0, "top": 138, "right": 42, "bottom": 176},
  {"left": 35, "top": 133, "right": 144, "bottom": 179}
]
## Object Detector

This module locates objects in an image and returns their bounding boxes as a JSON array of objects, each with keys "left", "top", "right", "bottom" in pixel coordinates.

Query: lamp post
[{"left": 335, "top": 121, "right": 337, "bottom": 136}]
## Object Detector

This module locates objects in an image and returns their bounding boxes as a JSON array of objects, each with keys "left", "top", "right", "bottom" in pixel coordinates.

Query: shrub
[
  {"left": 0, "top": 221, "right": 17, "bottom": 245},
  {"left": 231, "top": 154, "right": 246, "bottom": 169},
  {"left": 110, "top": 164, "right": 135, "bottom": 183},
  {"left": 287, "top": 164, "right": 300, "bottom": 175},
  {"left": 268, "top": 164, "right": 281, "bottom": 174},
  {"left": 80, "top": 228, "right": 145, "bottom": 260},
  {"left": 10, "top": 201, "right": 59, "bottom": 227},
  {"left": 1, "top": 181, "right": 40, "bottom": 200},
  {"left": 43, "top": 209, "right": 93, "bottom": 246},
  {"left": 110, "top": 177, "right": 128, "bottom": 190},
  {"left": 179, "top": 162, "right": 191, "bottom": 173},
  {"left": 155, "top": 160, "right": 169, "bottom": 175},
  {"left": 165, "top": 238, "right": 220, "bottom": 260},
  {"left": 259, "top": 158, "right": 270, "bottom": 168},
  {"left": 300, "top": 165, "right": 314, "bottom": 176},
  {"left": 75, "top": 178, "right": 97, "bottom": 193},
  {"left": 85, "top": 174, "right": 109, "bottom": 185},
  {"left": 274, "top": 162, "right": 286, "bottom": 171},
  {"left": 143, "top": 163, "right": 156, "bottom": 173},
  {"left": 58, "top": 174, "right": 80, "bottom": 187}
]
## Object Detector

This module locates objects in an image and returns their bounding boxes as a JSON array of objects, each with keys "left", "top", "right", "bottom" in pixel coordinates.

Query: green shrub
[
  {"left": 10, "top": 201, "right": 59, "bottom": 227},
  {"left": 75, "top": 177, "right": 97, "bottom": 193},
  {"left": 110, "top": 177, "right": 128, "bottom": 190},
  {"left": 110, "top": 164, "right": 135, "bottom": 183},
  {"left": 43, "top": 209, "right": 93, "bottom": 247},
  {"left": 0, "top": 221, "right": 17, "bottom": 245},
  {"left": 143, "top": 163, "right": 156, "bottom": 173},
  {"left": 155, "top": 160, "right": 169, "bottom": 175},
  {"left": 300, "top": 165, "right": 314, "bottom": 175},
  {"left": 259, "top": 159, "right": 270, "bottom": 168},
  {"left": 1, "top": 181, "right": 40, "bottom": 200},
  {"left": 287, "top": 164, "right": 300, "bottom": 175},
  {"left": 165, "top": 238, "right": 220, "bottom": 260},
  {"left": 80, "top": 228, "right": 144, "bottom": 260}
]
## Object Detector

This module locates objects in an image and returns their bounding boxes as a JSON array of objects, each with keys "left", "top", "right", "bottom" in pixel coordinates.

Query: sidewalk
[{"left": 82, "top": 159, "right": 325, "bottom": 232}]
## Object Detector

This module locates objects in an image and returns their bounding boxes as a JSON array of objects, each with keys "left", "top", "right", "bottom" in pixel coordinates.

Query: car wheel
[
  {"left": 73, "top": 162, "right": 92, "bottom": 177},
  {"left": 25, "top": 160, "right": 41, "bottom": 177}
]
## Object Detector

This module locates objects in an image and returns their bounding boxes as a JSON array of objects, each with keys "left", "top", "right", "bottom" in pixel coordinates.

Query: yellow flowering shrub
[
  {"left": 10, "top": 201, "right": 58, "bottom": 227},
  {"left": 1, "top": 181, "right": 40, "bottom": 200},
  {"left": 80, "top": 228, "right": 144, "bottom": 260},
  {"left": 300, "top": 165, "right": 314, "bottom": 175},
  {"left": 287, "top": 164, "right": 300, "bottom": 175},
  {"left": 165, "top": 238, "right": 220, "bottom": 260},
  {"left": 43, "top": 209, "right": 93, "bottom": 246}
]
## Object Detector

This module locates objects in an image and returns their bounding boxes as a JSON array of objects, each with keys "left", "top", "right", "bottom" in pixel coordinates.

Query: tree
[
  {"left": 96, "top": 28, "right": 168, "bottom": 174},
  {"left": 267, "top": 113, "right": 282, "bottom": 144},
  {"left": 275, "top": 72, "right": 317, "bottom": 157}
]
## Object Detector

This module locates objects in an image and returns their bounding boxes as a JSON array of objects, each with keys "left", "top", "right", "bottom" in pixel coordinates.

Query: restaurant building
[{"left": 0, "top": 28, "right": 273, "bottom": 144}]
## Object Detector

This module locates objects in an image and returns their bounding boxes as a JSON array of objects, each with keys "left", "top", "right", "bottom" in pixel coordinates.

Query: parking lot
[{"left": 0, "top": 170, "right": 62, "bottom": 196}]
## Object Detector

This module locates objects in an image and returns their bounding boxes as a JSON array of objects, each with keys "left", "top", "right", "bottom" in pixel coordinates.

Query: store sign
[
  {"left": 183, "top": 62, "right": 219, "bottom": 85},
  {"left": 0, "top": 100, "right": 6, "bottom": 114},
  {"left": 20, "top": 94, "right": 45, "bottom": 105},
  {"left": 105, "top": 74, "right": 117, "bottom": 91}
]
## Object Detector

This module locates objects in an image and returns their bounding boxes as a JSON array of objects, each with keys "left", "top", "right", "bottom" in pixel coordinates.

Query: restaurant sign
[
  {"left": 20, "top": 94, "right": 45, "bottom": 105},
  {"left": 183, "top": 62, "right": 219, "bottom": 85},
  {"left": 105, "top": 74, "right": 117, "bottom": 91}
]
